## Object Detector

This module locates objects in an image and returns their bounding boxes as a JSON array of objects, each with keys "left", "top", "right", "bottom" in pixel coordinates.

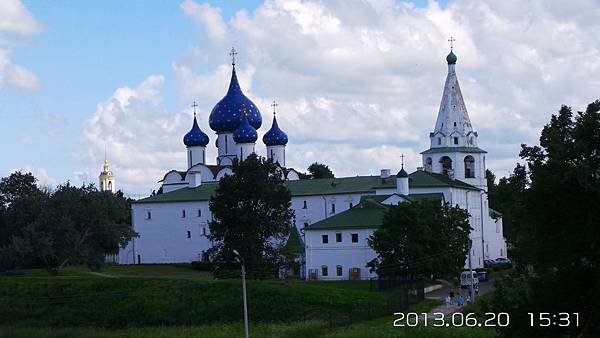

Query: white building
[{"left": 117, "top": 49, "right": 507, "bottom": 279}]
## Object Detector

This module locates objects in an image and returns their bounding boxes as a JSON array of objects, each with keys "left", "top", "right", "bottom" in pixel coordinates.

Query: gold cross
[{"left": 229, "top": 47, "right": 238, "bottom": 66}]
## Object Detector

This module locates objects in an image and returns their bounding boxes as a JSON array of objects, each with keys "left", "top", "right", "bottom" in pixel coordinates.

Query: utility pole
[
  {"left": 468, "top": 239, "right": 475, "bottom": 303},
  {"left": 234, "top": 250, "right": 249, "bottom": 338}
]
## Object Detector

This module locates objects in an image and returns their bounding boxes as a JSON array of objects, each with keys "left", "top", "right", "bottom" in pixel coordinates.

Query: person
[
  {"left": 449, "top": 291, "right": 455, "bottom": 305},
  {"left": 445, "top": 295, "right": 451, "bottom": 308},
  {"left": 466, "top": 295, "right": 471, "bottom": 304},
  {"left": 457, "top": 295, "right": 465, "bottom": 307},
  {"left": 474, "top": 284, "right": 480, "bottom": 295}
]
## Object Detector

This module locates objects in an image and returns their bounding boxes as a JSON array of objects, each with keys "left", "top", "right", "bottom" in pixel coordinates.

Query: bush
[
  {"left": 491, "top": 262, "right": 512, "bottom": 271},
  {"left": 190, "top": 261, "right": 215, "bottom": 272}
]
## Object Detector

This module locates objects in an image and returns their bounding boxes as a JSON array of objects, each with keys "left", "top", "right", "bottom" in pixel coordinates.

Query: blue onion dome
[
  {"left": 233, "top": 112, "right": 258, "bottom": 143},
  {"left": 183, "top": 115, "right": 209, "bottom": 147},
  {"left": 209, "top": 66, "right": 262, "bottom": 132},
  {"left": 263, "top": 114, "right": 288, "bottom": 146},
  {"left": 446, "top": 50, "right": 457, "bottom": 65}
]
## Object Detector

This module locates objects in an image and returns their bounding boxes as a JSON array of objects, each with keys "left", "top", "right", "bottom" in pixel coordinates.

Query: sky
[{"left": 1, "top": 0, "right": 599, "bottom": 197}]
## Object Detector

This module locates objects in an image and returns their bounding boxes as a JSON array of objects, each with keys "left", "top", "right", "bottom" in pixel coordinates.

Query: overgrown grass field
[{"left": 0, "top": 265, "right": 494, "bottom": 337}]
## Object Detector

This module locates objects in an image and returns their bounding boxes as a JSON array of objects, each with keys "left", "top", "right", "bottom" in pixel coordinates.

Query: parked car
[
  {"left": 494, "top": 257, "right": 511, "bottom": 264},
  {"left": 484, "top": 259, "right": 496, "bottom": 267},
  {"left": 460, "top": 270, "right": 479, "bottom": 288}
]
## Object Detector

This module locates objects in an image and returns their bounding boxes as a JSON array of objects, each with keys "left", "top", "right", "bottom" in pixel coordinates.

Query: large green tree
[
  {"left": 208, "top": 154, "right": 294, "bottom": 276},
  {"left": 0, "top": 174, "right": 135, "bottom": 274},
  {"left": 367, "top": 200, "right": 471, "bottom": 279},
  {"left": 484, "top": 100, "right": 600, "bottom": 337}
]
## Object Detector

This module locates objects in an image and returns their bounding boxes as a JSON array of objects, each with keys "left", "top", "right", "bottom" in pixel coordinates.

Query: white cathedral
[{"left": 116, "top": 48, "right": 507, "bottom": 280}]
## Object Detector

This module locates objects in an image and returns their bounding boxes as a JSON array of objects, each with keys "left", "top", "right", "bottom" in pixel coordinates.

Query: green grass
[
  {"left": 0, "top": 265, "right": 406, "bottom": 328},
  {"left": 0, "top": 301, "right": 494, "bottom": 338}
]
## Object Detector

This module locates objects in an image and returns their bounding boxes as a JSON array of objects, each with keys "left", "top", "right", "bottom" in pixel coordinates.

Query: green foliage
[
  {"left": 307, "top": 162, "right": 335, "bottom": 179},
  {"left": 189, "top": 261, "right": 215, "bottom": 272},
  {"left": 208, "top": 154, "right": 294, "bottom": 275},
  {"left": 0, "top": 172, "right": 136, "bottom": 274},
  {"left": 484, "top": 100, "right": 600, "bottom": 337},
  {"left": 367, "top": 200, "right": 471, "bottom": 279}
]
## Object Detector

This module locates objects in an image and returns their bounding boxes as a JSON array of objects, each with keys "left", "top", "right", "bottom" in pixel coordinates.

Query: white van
[{"left": 460, "top": 270, "right": 479, "bottom": 288}]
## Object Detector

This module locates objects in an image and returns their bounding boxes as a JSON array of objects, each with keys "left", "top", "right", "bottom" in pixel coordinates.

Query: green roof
[
  {"left": 282, "top": 226, "right": 304, "bottom": 254},
  {"left": 304, "top": 201, "right": 387, "bottom": 230},
  {"left": 134, "top": 171, "right": 478, "bottom": 204},
  {"left": 420, "top": 147, "right": 487, "bottom": 155},
  {"left": 359, "top": 193, "right": 445, "bottom": 204}
]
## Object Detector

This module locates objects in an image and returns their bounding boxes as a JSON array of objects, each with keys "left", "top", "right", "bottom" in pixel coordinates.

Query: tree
[
  {"left": 208, "top": 154, "right": 294, "bottom": 276},
  {"left": 484, "top": 100, "right": 600, "bottom": 337},
  {"left": 1, "top": 175, "right": 136, "bottom": 274},
  {"left": 0, "top": 172, "right": 47, "bottom": 270},
  {"left": 307, "top": 162, "right": 334, "bottom": 179},
  {"left": 367, "top": 200, "right": 471, "bottom": 279}
]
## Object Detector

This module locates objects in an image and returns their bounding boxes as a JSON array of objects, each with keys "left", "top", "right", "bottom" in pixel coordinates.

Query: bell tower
[
  {"left": 99, "top": 147, "right": 116, "bottom": 193},
  {"left": 421, "top": 39, "right": 487, "bottom": 191}
]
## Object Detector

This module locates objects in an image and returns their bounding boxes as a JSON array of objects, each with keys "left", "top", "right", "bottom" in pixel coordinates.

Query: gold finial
[{"left": 229, "top": 47, "right": 238, "bottom": 66}]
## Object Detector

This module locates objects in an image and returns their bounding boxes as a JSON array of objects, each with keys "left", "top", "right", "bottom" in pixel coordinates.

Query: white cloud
[
  {"left": 181, "top": 0, "right": 227, "bottom": 42},
  {"left": 0, "top": 0, "right": 41, "bottom": 90},
  {"left": 82, "top": 0, "right": 600, "bottom": 194}
]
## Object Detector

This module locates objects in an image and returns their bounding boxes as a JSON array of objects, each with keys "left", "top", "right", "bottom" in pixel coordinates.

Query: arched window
[
  {"left": 425, "top": 157, "right": 433, "bottom": 172},
  {"left": 439, "top": 156, "right": 452, "bottom": 176},
  {"left": 464, "top": 155, "right": 475, "bottom": 178},
  {"left": 108, "top": 181, "right": 112, "bottom": 190}
]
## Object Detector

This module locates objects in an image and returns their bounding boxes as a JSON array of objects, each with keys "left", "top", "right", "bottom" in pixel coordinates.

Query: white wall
[
  {"left": 304, "top": 228, "right": 377, "bottom": 280},
  {"left": 127, "top": 201, "right": 213, "bottom": 264}
]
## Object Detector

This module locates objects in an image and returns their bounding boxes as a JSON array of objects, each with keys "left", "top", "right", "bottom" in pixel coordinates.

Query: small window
[
  {"left": 322, "top": 234, "right": 329, "bottom": 244},
  {"left": 146, "top": 211, "right": 152, "bottom": 220},
  {"left": 203, "top": 227, "right": 207, "bottom": 236},
  {"left": 453, "top": 122, "right": 457, "bottom": 127},
  {"left": 336, "top": 265, "right": 342, "bottom": 276},
  {"left": 351, "top": 233, "right": 359, "bottom": 243},
  {"left": 331, "top": 203, "right": 336, "bottom": 214},
  {"left": 187, "top": 230, "right": 191, "bottom": 239},
  {"left": 336, "top": 233, "right": 342, "bottom": 243},
  {"left": 303, "top": 222, "right": 309, "bottom": 228},
  {"left": 137, "top": 254, "right": 141, "bottom": 264},
  {"left": 302, "top": 200, "right": 307, "bottom": 209},
  {"left": 321, "top": 265, "right": 328, "bottom": 276},
  {"left": 197, "top": 209, "right": 202, "bottom": 217},
  {"left": 438, "top": 138, "right": 441, "bottom": 145},
  {"left": 182, "top": 210, "right": 186, "bottom": 218},
  {"left": 454, "top": 137, "right": 459, "bottom": 145},
  {"left": 349, "top": 202, "right": 353, "bottom": 208}
]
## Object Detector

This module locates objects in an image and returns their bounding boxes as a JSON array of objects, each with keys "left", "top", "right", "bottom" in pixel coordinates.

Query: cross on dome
[
  {"left": 191, "top": 101, "right": 198, "bottom": 116},
  {"left": 400, "top": 153, "right": 405, "bottom": 168},
  {"left": 271, "top": 100, "right": 278, "bottom": 116},
  {"left": 448, "top": 37, "right": 455, "bottom": 50},
  {"left": 229, "top": 47, "right": 238, "bottom": 66}
]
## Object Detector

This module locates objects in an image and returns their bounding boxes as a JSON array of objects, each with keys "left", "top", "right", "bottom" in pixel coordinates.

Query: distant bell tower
[
  {"left": 421, "top": 38, "right": 488, "bottom": 191},
  {"left": 99, "top": 148, "right": 115, "bottom": 193}
]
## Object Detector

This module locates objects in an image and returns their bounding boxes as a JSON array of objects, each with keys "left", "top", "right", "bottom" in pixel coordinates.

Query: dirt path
[{"left": 89, "top": 271, "right": 117, "bottom": 278}]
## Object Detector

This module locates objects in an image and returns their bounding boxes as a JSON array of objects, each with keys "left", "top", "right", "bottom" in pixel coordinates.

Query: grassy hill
[{"left": 0, "top": 265, "right": 406, "bottom": 328}]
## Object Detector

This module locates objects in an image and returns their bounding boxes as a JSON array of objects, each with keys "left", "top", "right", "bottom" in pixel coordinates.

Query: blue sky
[{"left": 1, "top": 0, "right": 598, "bottom": 195}]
